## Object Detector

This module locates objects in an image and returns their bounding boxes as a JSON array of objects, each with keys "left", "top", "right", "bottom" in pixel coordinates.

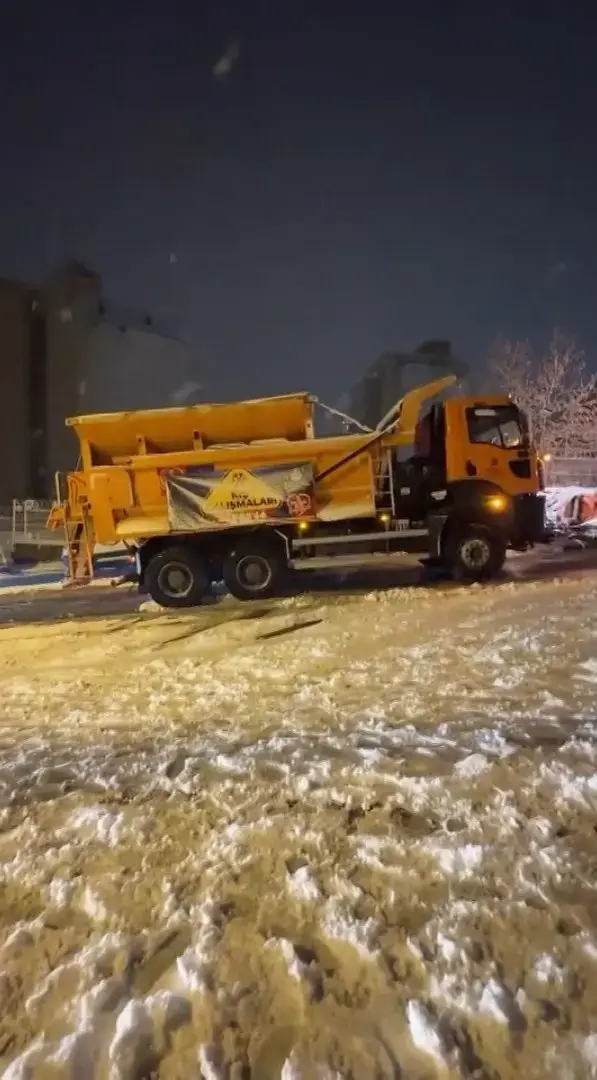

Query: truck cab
[
  {"left": 393, "top": 395, "right": 546, "bottom": 553},
  {"left": 422, "top": 397, "right": 538, "bottom": 491}
]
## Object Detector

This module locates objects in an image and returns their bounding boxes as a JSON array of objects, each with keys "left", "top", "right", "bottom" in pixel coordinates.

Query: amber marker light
[{"left": 485, "top": 494, "right": 508, "bottom": 513}]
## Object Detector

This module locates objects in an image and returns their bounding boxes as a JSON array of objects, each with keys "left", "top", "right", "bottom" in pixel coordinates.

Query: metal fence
[
  {"left": 12, "top": 499, "right": 55, "bottom": 544},
  {"left": 544, "top": 456, "right": 597, "bottom": 488},
  {"left": 0, "top": 500, "right": 56, "bottom": 554}
]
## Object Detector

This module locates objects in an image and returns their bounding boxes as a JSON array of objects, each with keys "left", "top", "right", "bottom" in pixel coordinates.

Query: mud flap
[{"left": 426, "top": 513, "right": 449, "bottom": 560}]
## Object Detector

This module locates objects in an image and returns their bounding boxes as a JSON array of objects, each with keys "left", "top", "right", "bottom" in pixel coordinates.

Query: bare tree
[{"left": 489, "top": 331, "right": 597, "bottom": 456}]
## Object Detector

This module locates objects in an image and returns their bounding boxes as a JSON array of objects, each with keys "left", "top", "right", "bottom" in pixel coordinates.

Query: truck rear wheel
[
  {"left": 445, "top": 524, "right": 506, "bottom": 582},
  {"left": 222, "top": 540, "right": 287, "bottom": 601},
  {"left": 144, "top": 545, "right": 209, "bottom": 608}
]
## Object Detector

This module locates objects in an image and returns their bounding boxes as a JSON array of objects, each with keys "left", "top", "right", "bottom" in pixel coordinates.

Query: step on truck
[{"left": 49, "top": 366, "right": 548, "bottom": 607}]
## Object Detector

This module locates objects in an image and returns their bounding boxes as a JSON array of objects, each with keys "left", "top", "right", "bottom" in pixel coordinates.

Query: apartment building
[
  {"left": 0, "top": 276, "right": 44, "bottom": 503},
  {"left": 336, "top": 341, "right": 469, "bottom": 432},
  {"left": 0, "top": 261, "right": 196, "bottom": 504}
]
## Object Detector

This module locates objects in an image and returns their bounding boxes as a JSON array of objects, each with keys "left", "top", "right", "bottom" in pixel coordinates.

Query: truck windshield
[{"left": 466, "top": 405, "right": 526, "bottom": 450}]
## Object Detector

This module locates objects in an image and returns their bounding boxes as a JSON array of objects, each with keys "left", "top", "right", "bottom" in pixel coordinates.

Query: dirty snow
[{"left": 0, "top": 571, "right": 597, "bottom": 1077}]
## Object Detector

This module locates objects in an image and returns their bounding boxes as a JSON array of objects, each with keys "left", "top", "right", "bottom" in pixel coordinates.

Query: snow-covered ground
[{"left": 1, "top": 572, "right": 597, "bottom": 1078}]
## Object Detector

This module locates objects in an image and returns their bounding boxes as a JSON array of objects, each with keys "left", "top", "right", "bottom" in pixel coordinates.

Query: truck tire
[
  {"left": 445, "top": 524, "right": 506, "bottom": 582},
  {"left": 144, "top": 545, "right": 209, "bottom": 608},
  {"left": 222, "top": 540, "right": 287, "bottom": 601}
]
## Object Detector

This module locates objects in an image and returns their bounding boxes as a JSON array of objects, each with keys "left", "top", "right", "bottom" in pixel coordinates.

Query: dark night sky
[{"left": 1, "top": 0, "right": 597, "bottom": 401}]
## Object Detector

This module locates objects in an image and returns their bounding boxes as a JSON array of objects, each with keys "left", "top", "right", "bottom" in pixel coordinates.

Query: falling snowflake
[
  {"left": 213, "top": 40, "right": 241, "bottom": 80},
  {"left": 170, "top": 382, "right": 203, "bottom": 404}
]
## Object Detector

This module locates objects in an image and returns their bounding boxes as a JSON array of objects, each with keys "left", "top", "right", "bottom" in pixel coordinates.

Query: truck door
[{"left": 447, "top": 402, "right": 539, "bottom": 496}]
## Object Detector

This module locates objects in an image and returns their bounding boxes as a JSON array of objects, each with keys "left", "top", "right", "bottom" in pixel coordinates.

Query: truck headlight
[{"left": 485, "top": 494, "right": 508, "bottom": 513}]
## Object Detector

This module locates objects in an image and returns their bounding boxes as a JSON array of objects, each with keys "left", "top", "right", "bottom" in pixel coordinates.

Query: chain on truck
[{"left": 47, "top": 346, "right": 550, "bottom": 607}]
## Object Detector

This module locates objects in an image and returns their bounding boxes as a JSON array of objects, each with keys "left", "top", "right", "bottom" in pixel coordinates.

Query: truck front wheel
[
  {"left": 445, "top": 524, "right": 506, "bottom": 582},
  {"left": 222, "top": 541, "right": 287, "bottom": 601},
  {"left": 144, "top": 545, "right": 209, "bottom": 608}
]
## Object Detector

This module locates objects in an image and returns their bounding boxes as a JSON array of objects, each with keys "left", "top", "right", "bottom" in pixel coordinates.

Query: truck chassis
[{"left": 134, "top": 500, "right": 538, "bottom": 607}]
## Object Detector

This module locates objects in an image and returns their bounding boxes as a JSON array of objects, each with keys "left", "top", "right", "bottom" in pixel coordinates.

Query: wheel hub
[
  {"left": 157, "top": 562, "right": 193, "bottom": 599},
  {"left": 459, "top": 537, "right": 491, "bottom": 569},
  {"left": 236, "top": 555, "right": 272, "bottom": 591}
]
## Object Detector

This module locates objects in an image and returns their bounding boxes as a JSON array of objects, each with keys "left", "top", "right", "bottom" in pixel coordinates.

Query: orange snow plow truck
[{"left": 48, "top": 365, "right": 548, "bottom": 607}]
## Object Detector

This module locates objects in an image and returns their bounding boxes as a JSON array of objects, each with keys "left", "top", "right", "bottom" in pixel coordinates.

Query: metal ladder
[
  {"left": 55, "top": 472, "right": 95, "bottom": 586},
  {"left": 373, "top": 449, "right": 396, "bottom": 516},
  {"left": 63, "top": 514, "right": 94, "bottom": 585}
]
